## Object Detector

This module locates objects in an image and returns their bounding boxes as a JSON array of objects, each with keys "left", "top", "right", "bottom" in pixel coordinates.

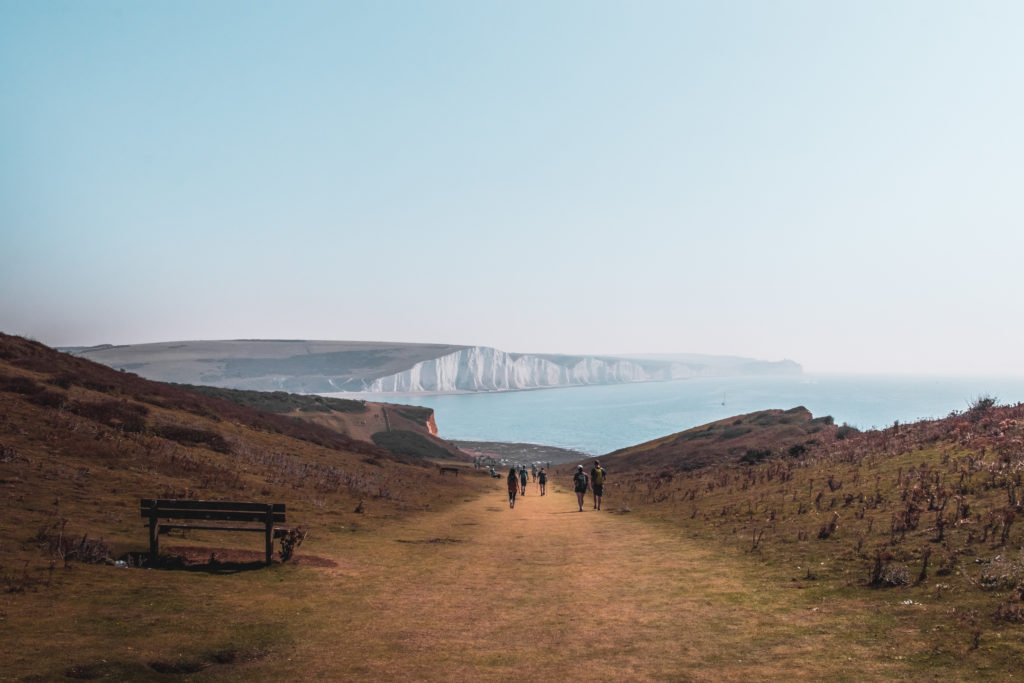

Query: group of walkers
[
  {"left": 572, "top": 460, "right": 606, "bottom": 511},
  {"left": 506, "top": 465, "right": 548, "bottom": 508},
  {"left": 506, "top": 460, "right": 606, "bottom": 512}
]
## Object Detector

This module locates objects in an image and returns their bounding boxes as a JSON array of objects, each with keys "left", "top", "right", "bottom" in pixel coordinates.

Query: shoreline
[{"left": 451, "top": 440, "right": 590, "bottom": 465}]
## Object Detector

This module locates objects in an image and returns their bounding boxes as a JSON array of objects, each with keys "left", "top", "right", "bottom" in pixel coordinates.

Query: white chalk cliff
[
  {"left": 69, "top": 340, "right": 801, "bottom": 394},
  {"left": 366, "top": 346, "right": 705, "bottom": 393}
]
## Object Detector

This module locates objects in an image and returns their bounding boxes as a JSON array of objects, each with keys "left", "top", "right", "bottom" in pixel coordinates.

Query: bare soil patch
[{"left": 159, "top": 545, "right": 338, "bottom": 569}]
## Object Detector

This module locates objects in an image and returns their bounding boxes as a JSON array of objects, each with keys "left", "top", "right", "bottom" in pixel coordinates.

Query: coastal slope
[{"left": 602, "top": 406, "right": 837, "bottom": 470}]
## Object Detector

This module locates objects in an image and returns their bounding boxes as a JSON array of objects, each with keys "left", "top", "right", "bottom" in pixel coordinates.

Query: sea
[{"left": 326, "top": 374, "right": 1024, "bottom": 456}]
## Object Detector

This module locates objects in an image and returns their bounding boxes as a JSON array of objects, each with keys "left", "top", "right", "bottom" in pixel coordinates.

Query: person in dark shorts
[
  {"left": 572, "top": 465, "right": 589, "bottom": 512},
  {"left": 507, "top": 467, "right": 519, "bottom": 509},
  {"left": 538, "top": 468, "right": 548, "bottom": 495},
  {"left": 519, "top": 466, "right": 528, "bottom": 495},
  {"left": 590, "top": 460, "right": 606, "bottom": 510}
]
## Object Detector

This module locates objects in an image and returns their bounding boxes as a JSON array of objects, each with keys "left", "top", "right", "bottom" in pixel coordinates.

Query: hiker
[
  {"left": 591, "top": 460, "right": 606, "bottom": 510},
  {"left": 519, "top": 466, "right": 528, "bottom": 495},
  {"left": 538, "top": 467, "right": 547, "bottom": 496},
  {"left": 507, "top": 468, "right": 519, "bottom": 509},
  {"left": 531, "top": 464, "right": 537, "bottom": 482},
  {"left": 573, "top": 465, "right": 589, "bottom": 512}
]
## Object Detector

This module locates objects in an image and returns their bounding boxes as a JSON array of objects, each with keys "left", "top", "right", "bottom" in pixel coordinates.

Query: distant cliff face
[
  {"left": 365, "top": 347, "right": 798, "bottom": 393},
  {"left": 67, "top": 340, "right": 801, "bottom": 394},
  {"left": 367, "top": 347, "right": 657, "bottom": 392}
]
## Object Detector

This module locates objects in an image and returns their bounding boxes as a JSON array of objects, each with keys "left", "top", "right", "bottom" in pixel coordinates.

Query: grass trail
[{"left": 268, "top": 481, "right": 904, "bottom": 681}]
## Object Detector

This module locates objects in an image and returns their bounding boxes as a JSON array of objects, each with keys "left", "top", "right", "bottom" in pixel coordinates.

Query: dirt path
[{"left": 281, "top": 480, "right": 884, "bottom": 681}]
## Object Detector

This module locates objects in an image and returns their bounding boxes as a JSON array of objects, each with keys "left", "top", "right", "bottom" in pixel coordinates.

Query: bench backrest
[{"left": 140, "top": 499, "right": 286, "bottom": 524}]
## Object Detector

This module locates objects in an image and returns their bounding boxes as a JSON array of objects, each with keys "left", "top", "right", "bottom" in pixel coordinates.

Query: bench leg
[
  {"left": 265, "top": 507, "right": 274, "bottom": 566},
  {"left": 149, "top": 517, "right": 159, "bottom": 559}
]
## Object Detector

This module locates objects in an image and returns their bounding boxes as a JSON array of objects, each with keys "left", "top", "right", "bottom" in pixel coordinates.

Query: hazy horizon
[
  {"left": 46, "top": 336, "right": 1024, "bottom": 381},
  {"left": 4, "top": 1, "right": 1023, "bottom": 376}
]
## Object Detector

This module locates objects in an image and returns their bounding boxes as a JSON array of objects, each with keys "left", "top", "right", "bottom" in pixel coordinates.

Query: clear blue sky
[{"left": 3, "top": 1, "right": 1023, "bottom": 375}]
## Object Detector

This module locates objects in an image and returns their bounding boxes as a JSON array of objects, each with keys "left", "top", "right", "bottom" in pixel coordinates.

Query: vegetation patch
[
  {"left": 69, "top": 399, "right": 149, "bottom": 433},
  {"left": 65, "top": 661, "right": 156, "bottom": 680},
  {"left": 0, "top": 373, "right": 44, "bottom": 395},
  {"left": 151, "top": 424, "right": 232, "bottom": 453},
  {"left": 149, "top": 658, "right": 209, "bottom": 674},
  {"left": 371, "top": 430, "right": 455, "bottom": 461},
  {"left": 32, "top": 517, "right": 114, "bottom": 565},
  {"left": 177, "top": 384, "right": 367, "bottom": 414}
]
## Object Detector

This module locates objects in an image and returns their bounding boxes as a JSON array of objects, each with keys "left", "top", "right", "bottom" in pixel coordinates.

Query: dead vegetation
[{"left": 596, "top": 396, "right": 1024, "bottom": 662}]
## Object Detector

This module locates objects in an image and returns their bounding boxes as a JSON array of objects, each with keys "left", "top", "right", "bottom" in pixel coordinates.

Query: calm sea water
[{"left": 330, "top": 374, "right": 1024, "bottom": 456}]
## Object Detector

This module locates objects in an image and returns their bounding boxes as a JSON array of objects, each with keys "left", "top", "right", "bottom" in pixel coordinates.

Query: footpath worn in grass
[
  {"left": 298, "top": 484, "right": 834, "bottom": 681},
  {"left": 295, "top": 483, "right": 953, "bottom": 681}
]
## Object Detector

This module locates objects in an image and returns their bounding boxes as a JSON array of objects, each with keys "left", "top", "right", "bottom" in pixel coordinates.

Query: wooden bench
[
  {"left": 140, "top": 499, "right": 287, "bottom": 566},
  {"left": 438, "top": 466, "right": 460, "bottom": 476}
]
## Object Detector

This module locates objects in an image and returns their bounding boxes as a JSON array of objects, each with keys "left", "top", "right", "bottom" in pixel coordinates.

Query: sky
[{"left": 2, "top": 1, "right": 1023, "bottom": 376}]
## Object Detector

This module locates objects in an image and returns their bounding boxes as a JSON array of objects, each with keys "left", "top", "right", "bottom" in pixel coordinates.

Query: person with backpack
[
  {"left": 538, "top": 468, "right": 548, "bottom": 496},
  {"left": 590, "top": 460, "right": 606, "bottom": 510},
  {"left": 572, "top": 465, "right": 589, "bottom": 512},
  {"left": 519, "top": 466, "right": 528, "bottom": 495},
  {"left": 507, "top": 467, "right": 519, "bottom": 509}
]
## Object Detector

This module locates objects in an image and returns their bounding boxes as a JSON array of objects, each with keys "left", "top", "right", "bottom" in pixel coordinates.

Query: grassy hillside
[
  {"left": 564, "top": 398, "right": 1024, "bottom": 667},
  {"left": 604, "top": 405, "right": 841, "bottom": 469},
  {"left": 0, "top": 334, "right": 495, "bottom": 677},
  {"left": 0, "top": 333, "right": 491, "bottom": 661},
  {"left": 178, "top": 384, "right": 466, "bottom": 461},
  {"left": 173, "top": 384, "right": 369, "bottom": 414}
]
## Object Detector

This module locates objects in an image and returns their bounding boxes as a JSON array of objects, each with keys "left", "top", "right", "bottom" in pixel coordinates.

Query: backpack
[
  {"left": 592, "top": 467, "right": 605, "bottom": 486},
  {"left": 574, "top": 472, "right": 588, "bottom": 491}
]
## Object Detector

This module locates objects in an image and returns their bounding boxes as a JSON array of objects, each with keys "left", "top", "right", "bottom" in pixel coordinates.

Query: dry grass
[
  {"left": 90, "top": 482, "right": 977, "bottom": 681},
  {"left": 5, "top": 458, "right": 1020, "bottom": 680},
  {"left": 589, "top": 403, "right": 1024, "bottom": 678},
  {"left": 0, "top": 334, "right": 484, "bottom": 679}
]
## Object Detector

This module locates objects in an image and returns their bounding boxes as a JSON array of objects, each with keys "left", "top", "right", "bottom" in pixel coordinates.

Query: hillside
[
  {"left": 0, "top": 333, "right": 485, "bottom": 565},
  {"left": 175, "top": 384, "right": 465, "bottom": 461},
  {"left": 554, "top": 397, "right": 1024, "bottom": 666},
  {"left": 67, "top": 339, "right": 801, "bottom": 394},
  {"left": 604, "top": 406, "right": 841, "bottom": 470}
]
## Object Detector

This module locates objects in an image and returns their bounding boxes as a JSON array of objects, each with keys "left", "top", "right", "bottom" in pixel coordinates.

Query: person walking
[
  {"left": 519, "top": 466, "right": 529, "bottom": 495},
  {"left": 590, "top": 460, "right": 606, "bottom": 511},
  {"left": 572, "top": 465, "right": 589, "bottom": 512},
  {"left": 507, "top": 467, "right": 519, "bottom": 509},
  {"left": 538, "top": 467, "right": 547, "bottom": 496}
]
